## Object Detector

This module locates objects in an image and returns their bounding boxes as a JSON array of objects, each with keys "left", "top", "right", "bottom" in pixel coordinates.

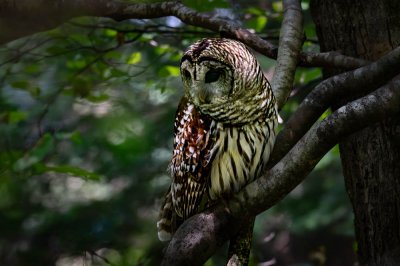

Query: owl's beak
[
  {"left": 197, "top": 88, "right": 211, "bottom": 104},
  {"left": 193, "top": 83, "right": 212, "bottom": 104}
]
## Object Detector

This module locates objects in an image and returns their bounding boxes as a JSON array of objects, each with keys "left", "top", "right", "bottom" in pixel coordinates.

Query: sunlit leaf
[
  {"left": 104, "top": 29, "right": 118, "bottom": 37},
  {"left": 246, "top": 7, "right": 265, "bottom": 16},
  {"left": 247, "top": 16, "right": 268, "bottom": 32},
  {"left": 272, "top": 1, "right": 283, "bottom": 12},
  {"left": 319, "top": 109, "right": 331, "bottom": 121},
  {"left": 155, "top": 45, "right": 171, "bottom": 55},
  {"left": 158, "top": 65, "right": 180, "bottom": 77},
  {"left": 127, "top": 52, "right": 142, "bottom": 65}
]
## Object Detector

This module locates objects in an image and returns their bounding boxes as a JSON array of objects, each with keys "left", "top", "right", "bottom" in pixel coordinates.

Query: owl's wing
[
  {"left": 170, "top": 96, "right": 215, "bottom": 218},
  {"left": 157, "top": 97, "right": 215, "bottom": 241}
]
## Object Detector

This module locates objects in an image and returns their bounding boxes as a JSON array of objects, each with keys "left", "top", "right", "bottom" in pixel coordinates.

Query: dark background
[{"left": 0, "top": 0, "right": 355, "bottom": 265}]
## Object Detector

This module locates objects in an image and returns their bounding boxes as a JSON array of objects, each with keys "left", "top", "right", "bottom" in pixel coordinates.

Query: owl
[{"left": 157, "top": 38, "right": 278, "bottom": 242}]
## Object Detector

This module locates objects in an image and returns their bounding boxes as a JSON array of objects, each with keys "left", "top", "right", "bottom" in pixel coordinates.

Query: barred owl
[{"left": 157, "top": 38, "right": 278, "bottom": 243}]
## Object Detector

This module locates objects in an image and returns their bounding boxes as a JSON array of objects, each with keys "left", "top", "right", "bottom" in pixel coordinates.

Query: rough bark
[
  {"left": 269, "top": 46, "right": 400, "bottom": 167},
  {"left": 311, "top": 0, "right": 400, "bottom": 265},
  {"left": 162, "top": 77, "right": 400, "bottom": 265},
  {"left": 271, "top": 0, "right": 303, "bottom": 107}
]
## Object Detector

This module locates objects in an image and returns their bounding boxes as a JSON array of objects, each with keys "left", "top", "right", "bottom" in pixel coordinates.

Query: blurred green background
[{"left": 0, "top": 0, "right": 355, "bottom": 265}]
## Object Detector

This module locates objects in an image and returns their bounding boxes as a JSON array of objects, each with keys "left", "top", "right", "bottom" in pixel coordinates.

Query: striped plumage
[{"left": 157, "top": 38, "right": 278, "bottom": 243}]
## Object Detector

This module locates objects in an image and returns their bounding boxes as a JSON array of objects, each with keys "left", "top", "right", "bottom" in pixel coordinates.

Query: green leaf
[
  {"left": 71, "top": 77, "right": 91, "bottom": 97},
  {"left": 8, "top": 111, "right": 27, "bottom": 124},
  {"left": 24, "top": 64, "right": 40, "bottom": 74},
  {"left": 246, "top": 7, "right": 265, "bottom": 16},
  {"left": 104, "top": 29, "right": 118, "bottom": 37},
  {"left": 127, "top": 52, "right": 142, "bottom": 65},
  {"left": 247, "top": 16, "right": 268, "bottom": 32},
  {"left": 319, "top": 109, "right": 331, "bottom": 121},
  {"left": 182, "top": 0, "right": 229, "bottom": 11},
  {"left": 304, "top": 24, "right": 317, "bottom": 39},
  {"left": 11, "top": 81, "right": 29, "bottom": 89},
  {"left": 86, "top": 94, "right": 110, "bottom": 103},
  {"left": 67, "top": 59, "right": 86, "bottom": 69},
  {"left": 105, "top": 50, "right": 122, "bottom": 60},
  {"left": 158, "top": 65, "right": 180, "bottom": 77},
  {"left": 42, "top": 165, "right": 101, "bottom": 181},
  {"left": 155, "top": 45, "right": 172, "bottom": 55},
  {"left": 13, "top": 134, "right": 54, "bottom": 171},
  {"left": 46, "top": 45, "right": 68, "bottom": 54},
  {"left": 69, "top": 131, "right": 82, "bottom": 145},
  {"left": 110, "top": 68, "right": 126, "bottom": 77},
  {"left": 272, "top": 1, "right": 283, "bottom": 12}
]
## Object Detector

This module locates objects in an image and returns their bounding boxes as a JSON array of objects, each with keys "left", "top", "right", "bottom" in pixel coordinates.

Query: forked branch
[
  {"left": 269, "top": 46, "right": 400, "bottom": 166},
  {"left": 162, "top": 76, "right": 400, "bottom": 265}
]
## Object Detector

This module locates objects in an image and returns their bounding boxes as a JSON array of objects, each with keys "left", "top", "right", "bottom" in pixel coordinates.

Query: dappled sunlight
[{"left": 39, "top": 175, "right": 131, "bottom": 210}]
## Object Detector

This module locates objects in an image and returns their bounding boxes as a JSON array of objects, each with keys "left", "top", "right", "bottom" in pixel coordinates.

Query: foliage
[{"left": 0, "top": 0, "right": 353, "bottom": 265}]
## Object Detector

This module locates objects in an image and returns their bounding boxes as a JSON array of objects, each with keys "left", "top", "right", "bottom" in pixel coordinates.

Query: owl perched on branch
[{"left": 157, "top": 38, "right": 278, "bottom": 260}]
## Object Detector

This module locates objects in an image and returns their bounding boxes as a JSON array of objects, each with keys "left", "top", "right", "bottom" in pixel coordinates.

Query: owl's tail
[{"left": 157, "top": 186, "right": 176, "bottom": 241}]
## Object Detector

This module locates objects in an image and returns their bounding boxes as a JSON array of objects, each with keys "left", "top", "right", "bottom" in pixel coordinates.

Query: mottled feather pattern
[
  {"left": 157, "top": 38, "right": 278, "bottom": 242},
  {"left": 169, "top": 97, "right": 216, "bottom": 219}
]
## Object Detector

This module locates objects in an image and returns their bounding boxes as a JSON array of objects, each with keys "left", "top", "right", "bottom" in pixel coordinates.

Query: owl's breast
[{"left": 208, "top": 120, "right": 277, "bottom": 200}]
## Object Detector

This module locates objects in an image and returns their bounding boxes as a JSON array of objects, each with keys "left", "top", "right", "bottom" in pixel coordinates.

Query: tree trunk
[{"left": 311, "top": 0, "right": 400, "bottom": 265}]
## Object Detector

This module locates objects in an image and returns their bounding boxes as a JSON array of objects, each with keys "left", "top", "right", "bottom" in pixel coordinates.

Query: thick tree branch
[
  {"left": 300, "top": 51, "right": 369, "bottom": 69},
  {"left": 1, "top": 0, "right": 365, "bottom": 69},
  {"left": 269, "top": 46, "right": 400, "bottom": 166},
  {"left": 271, "top": 0, "right": 303, "bottom": 108},
  {"left": 0, "top": 1, "right": 275, "bottom": 58},
  {"left": 162, "top": 76, "right": 400, "bottom": 265}
]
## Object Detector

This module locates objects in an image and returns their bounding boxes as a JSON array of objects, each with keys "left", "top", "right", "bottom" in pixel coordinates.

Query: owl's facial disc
[{"left": 180, "top": 59, "right": 233, "bottom": 106}]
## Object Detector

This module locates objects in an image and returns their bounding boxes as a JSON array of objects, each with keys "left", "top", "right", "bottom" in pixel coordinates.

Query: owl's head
[{"left": 180, "top": 38, "right": 270, "bottom": 120}]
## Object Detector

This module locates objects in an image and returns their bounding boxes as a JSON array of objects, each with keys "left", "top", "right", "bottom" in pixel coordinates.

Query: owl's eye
[
  {"left": 183, "top": 70, "right": 191, "bottom": 79},
  {"left": 205, "top": 69, "right": 221, "bottom": 83}
]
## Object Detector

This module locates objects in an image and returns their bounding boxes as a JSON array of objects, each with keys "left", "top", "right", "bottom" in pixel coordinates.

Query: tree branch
[
  {"left": 271, "top": 0, "right": 303, "bottom": 108},
  {"left": 0, "top": 0, "right": 365, "bottom": 69},
  {"left": 162, "top": 76, "right": 400, "bottom": 265},
  {"left": 269, "top": 46, "right": 400, "bottom": 166},
  {"left": 300, "top": 51, "right": 369, "bottom": 69}
]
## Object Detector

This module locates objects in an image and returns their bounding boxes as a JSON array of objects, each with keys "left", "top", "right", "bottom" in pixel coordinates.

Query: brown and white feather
[{"left": 157, "top": 38, "right": 278, "bottom": 241}]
